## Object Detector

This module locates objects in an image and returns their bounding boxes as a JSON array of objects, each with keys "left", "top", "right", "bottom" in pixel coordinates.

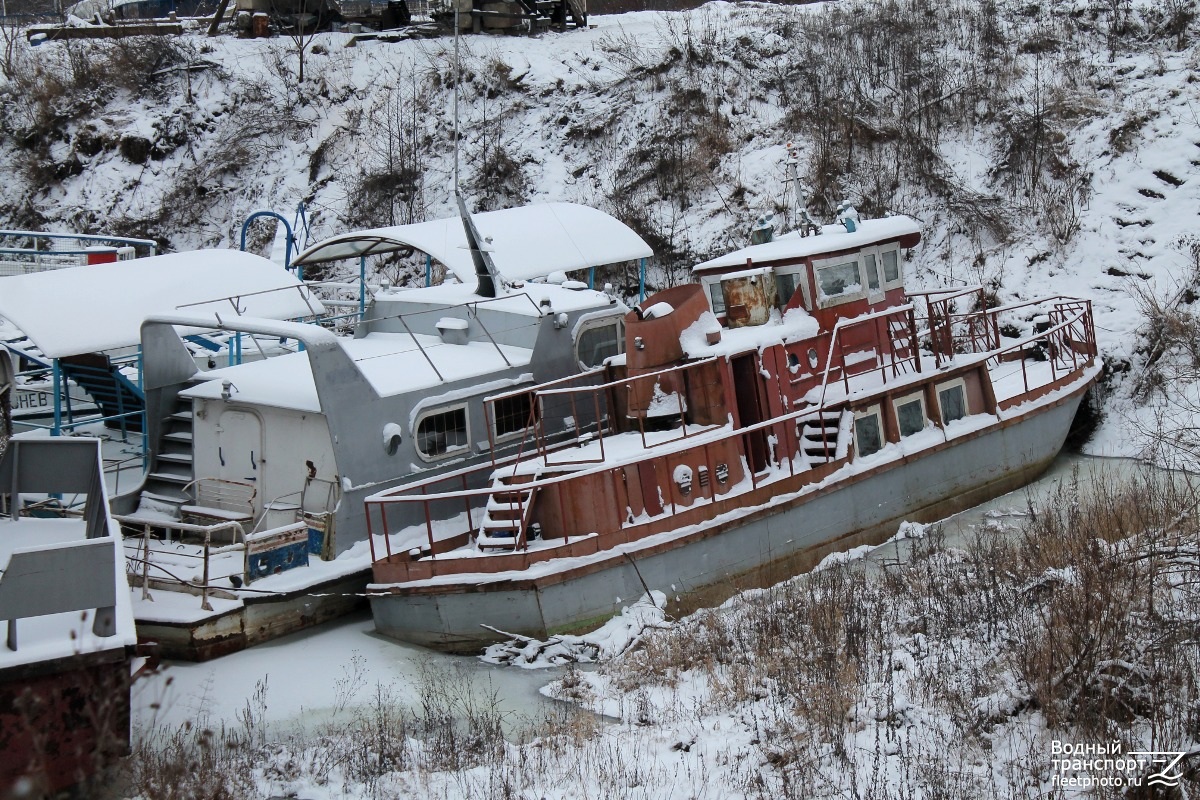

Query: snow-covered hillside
[{"left": 1, "top": 0, "right": 1197, "bottom": 454}]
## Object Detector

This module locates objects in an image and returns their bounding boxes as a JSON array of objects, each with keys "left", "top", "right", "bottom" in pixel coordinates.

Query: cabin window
[
  {"left": 415, "top": 405, "right": 469, "bottom": 460},
  {"left": 893, "top": 392, "right": 927, "bottom": 437},
  {"left": 775, "top": 270, "right": 800, "bottom": 307},
  {"left": 854, "top": 406, "right": 883, "bottom": 457},
  {"left": 864, "top": 253, "right": 880, "bottom": 291},
  {"left": 937, "top": 380, "right": 968, "bottom": 424},
  {"left": 575, "top": 318, "right": 623, "bottom": 369},
  {"left": 882, "top": 249, "right": 901, "bottom": 284},
  {"left": 705, "top": 281, "right": 726, "bottom": 315},
  {"left": 816, "top": 260, "right": 863, "bottom": 302},
  {"left": 492, "top": 391, "right": 535, "bottom": 440}
]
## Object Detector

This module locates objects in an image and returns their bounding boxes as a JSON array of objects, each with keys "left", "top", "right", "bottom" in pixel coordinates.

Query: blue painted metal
[
  {"left": 639, "top": 257, "right": 646, "bottom": 302},
  {"left": 292, "top": 202, "right": 311, "bottom": 249},
  {"left": 51, "top": 360, "right": 61, "bottom": 437},
  {"left": 588, "top": 266, "right": 595, "bottom": 289},
  {"left": 239, "top": 211, "right": 294, "bottom": 273},
  {"left": 185, "top": 334, "right": 222, "bottom": 352},
  {"left": 307, "top": 526, "right": 324, "bottom": 555},
  {"left": 360, "top": 255, "right": 368, "bottom": 319},
  {"left": 246, "top": 540, "right": 310, "bottom": 582},
  {"left": 425, "top": 253, "right": 432, "bottom": 287}
]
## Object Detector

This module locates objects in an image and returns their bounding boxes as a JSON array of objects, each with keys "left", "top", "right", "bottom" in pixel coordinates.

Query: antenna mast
[{"left": 453, "top": 2, "right": 461, "bottom": 192}]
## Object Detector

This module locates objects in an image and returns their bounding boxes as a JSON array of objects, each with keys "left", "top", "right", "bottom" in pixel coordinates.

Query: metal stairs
[
  {"left": 886, "top": 317, "right": 916, "bottom": 373},
  {"left": 799, "top": 410, "right": 843, "bottom": 465},
  {"left": 136, "top": 393, "right": 197, "bottom": 515},
  {"left": 475, "top": 473, "right": 539, "bottom": 551},
  {"left": 58, "top": 352, "right": 144, "bottom": 433}
]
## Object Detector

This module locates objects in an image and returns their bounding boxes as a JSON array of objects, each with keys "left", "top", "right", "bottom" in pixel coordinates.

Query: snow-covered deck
[{"left": 0, "top": 515, "right": 137, "bottom": 670}]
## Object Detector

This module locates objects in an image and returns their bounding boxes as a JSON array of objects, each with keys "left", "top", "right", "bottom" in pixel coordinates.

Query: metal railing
[
  {"left": 118, "top": 516, "right": 247, "bottom": 612},
  {"left": 364, "top": 295, "right": 1098, "bottom": 567}
]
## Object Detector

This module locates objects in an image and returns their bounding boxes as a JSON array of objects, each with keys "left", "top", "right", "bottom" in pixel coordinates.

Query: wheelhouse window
[
  {"left": 815, "top": 260, "right": 863, "bottom": 305},
  {"left": 775, "top": 270, "right": 800, "bottom": 308},
  {"left": 937, "top": 380, "right": 968, "bottom": 424},
  {"left": 893, "top": 392, "right": 927, "bottom": 437},
  {"left": 576, "top": 318, "right": 623, "bottom": 369},
  {"left": 705, "top": 280, "right": 726, "bottom": 315},
  {"left": 492, "top": 391, "right": 535, "bottom": 440},
  {"left": 863, "top": 252, "right": 881, "bottom": 292},
  {"left": 882, "top": 248, "right": 901, "bottom": 284},
  {"left": 854, "top": 406, "right": 883, "bottom": 457},
  {"left": 415, "top": 405, "right": 469, "bottom": 460}
]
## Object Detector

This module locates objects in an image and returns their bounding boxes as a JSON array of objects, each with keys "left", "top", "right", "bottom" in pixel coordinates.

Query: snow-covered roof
[
  {"left": 0, "top": 250, "right": 325, "bottom": 359},
  {"left": 693, "top": 216, "right": 922, "bottom": 273},
  {"left": 292, "top": 202, "right": 654, "bottom": 283},
  {"left": 181, "top": 331, "right": 532, "bottom": 412},
  {"left": 374, "top": 279, "right": 622, "bottom": 315}
]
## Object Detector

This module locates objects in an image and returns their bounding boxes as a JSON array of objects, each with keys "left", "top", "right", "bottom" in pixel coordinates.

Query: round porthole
[{"left": 807, "top": 347, "right": 820, "bottom": 369}]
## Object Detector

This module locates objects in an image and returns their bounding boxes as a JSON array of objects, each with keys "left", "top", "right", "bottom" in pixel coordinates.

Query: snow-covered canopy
[
  {"left": 0, "top": 250, "right": 325, "bottom": 358},
  {"left": 693, "top": 216, "right": 922, "bottom": 273},
  {"left": 292, "top": 202, "right": 654, "bottom": 283}
]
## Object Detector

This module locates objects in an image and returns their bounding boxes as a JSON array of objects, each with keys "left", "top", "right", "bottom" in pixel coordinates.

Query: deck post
[
  {"left": 425, "top": 253, "right": 432, "bottom": 287},
  {"left": 51, "top": 359, "right": 62, "bottom": 437},
  {"left": 142, "top": 524, "right": 153, "bottom": 601},
  {"left": 360, "top": 255, "right": 368, "bottom": 319},
  {"left": 201, "top": 530, "right": 213, "bottom": 612},
  {"left": 639, "top": 258, "right": 646, "bottom": 302}
]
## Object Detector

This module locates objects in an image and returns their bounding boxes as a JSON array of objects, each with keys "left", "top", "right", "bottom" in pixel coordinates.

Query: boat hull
[
  {"left": 134, "top": 570, "right": 368, "bottom": 661},
  {"left": 370, "top": 382, "right": 1091, "bottom": 652}
]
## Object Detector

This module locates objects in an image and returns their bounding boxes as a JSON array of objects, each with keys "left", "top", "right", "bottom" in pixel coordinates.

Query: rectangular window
[
  {"left": 882, "top": 249, "right": 900, "bottom": 283},
  {"left": 775, "top": 271, "right": 799, "bottom": 307},
  {"left": 864, "top": 253, "right": 880, "bottom": 291},
  {"left": 937, "top": 382, "right": 968, "bottom": 424},
  {"left": 416, "top": 406, "right": 469, "bottom": 459},
  {"left": 893, "top": 392, "right": 926, "bottom": 437},
  {"left": 816, "top": 261, "right": 862, "bottom": 299},
  {"left": 854, "top": 408, "right": 883, "bottom": 457},
  {"left": 493, "top": 392, "right": 535, "bottom": 439},
  {"left": 706, "top": 281, "right": 726, "bottom": 315},
  {"left": 576, "top": 320, "right": 622, "bottom": 369}
]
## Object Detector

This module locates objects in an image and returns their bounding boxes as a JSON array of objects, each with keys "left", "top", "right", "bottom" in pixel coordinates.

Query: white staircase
[
  {"left": 475, "top": 473, "right": 539, "bottom": 551},
  {"left": 799, "top": 410, "right": 843, "bottom": 466}
]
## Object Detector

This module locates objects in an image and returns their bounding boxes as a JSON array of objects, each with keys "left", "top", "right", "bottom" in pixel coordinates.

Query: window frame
[
  {"left": 574, "top": 316, "right": 625, "bottom": 370},
  {"left": 773, "top": 265, "right": 811, "bottom": 311},
  {"left": 413, "top": 403, "right": 471, "bottom": 462},
  {"left": 892, "top": 390, "right": 928, "bottom": 438},
  {"left": 701, "top": 277, "right": 726, "bottom": 317},
  {"left": 935, "top": 378, "right": 969, "bottom": 426},
  {"left": 880, "top": 246, "right": 903, "bottom": 288},
  {"left": 853, "top": 404, "right": 884, "bottom": 458},
  {"left": 490, "top": 389, "right": 537, "bottom": 444},
  {"left": 812, "top": 255, "right": 866, "bottom": 309}
]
